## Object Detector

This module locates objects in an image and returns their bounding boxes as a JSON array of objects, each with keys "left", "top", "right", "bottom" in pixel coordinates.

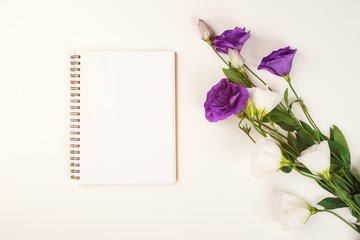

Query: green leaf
[
  {"left": 331, "top": 175, "right": 351, "bottom": 199},
  {"left": 352, "top": 209, "right": 359, "bottom": 219},
  {"left": 312, "top": 131, "right": 321, "bottom": 143},
  {"left": 268, "top": 108, "right": 300, "bottom": 132},
  {"left": 276, "top": 122, "right": 299, "bottom": 132},
  {"left": 328, "top": 140, "right": 351, "bottom": 167},
  {"left": 330, "top": 163, "right": 342, "bottom": 172},
  {"left": 300, "top": 121, "right": 314, "bottom": 135},
  {"left": 330, "top": 127, "right": 334, "bottom": 141},
  {"left": 333, "top": 125, "right": 351, "bottom": 160},
  {"left": 317, "top": 180, "right": 332, "bottom": 193},
  {"left": 287, "top": 132, "right": 297, "bottom": 150},
  {"left": 295, "top": 129, "right": 315, "bottom": 153},
  {"left": 354, "top": 194, "right": 360, "bottom": 206},
  {"left": 321, "top": 133, "right": 329, "bottom": 141},
  {"left": 284, "top": 88, "right": 289, "bottom": 106},
  {"left": 317, "top": 197, "right": 347, "bottom": 210},
  {"left": 222, "top": 68, "right": 248, "bottom": 86}
]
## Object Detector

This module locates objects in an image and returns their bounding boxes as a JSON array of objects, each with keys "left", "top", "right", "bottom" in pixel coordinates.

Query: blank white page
[{"left": 74, "top": 51, "right": 176, "bottom": 184}]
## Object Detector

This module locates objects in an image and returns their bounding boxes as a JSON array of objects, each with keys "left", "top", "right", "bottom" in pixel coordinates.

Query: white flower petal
[
  {"left": 279, "top": 193, "right": 311, "bottom": 230},
  {"left": 247, "top": 88, "right": 283, "bottom": 115},
  {"left": 251, "top": 137, "right": 283, "bottom": 177},
  {"left": 297, "top": 141, "right": 330, "bottom": 176}
]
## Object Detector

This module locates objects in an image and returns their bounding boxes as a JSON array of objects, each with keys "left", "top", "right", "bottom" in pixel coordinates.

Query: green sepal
[{"left": 317, "top": 197, "right": 347, "bottom": 210}]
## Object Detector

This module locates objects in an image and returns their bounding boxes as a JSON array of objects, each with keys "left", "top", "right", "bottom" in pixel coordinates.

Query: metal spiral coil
[{"left": 70, "top": 54, "right": 81, "bottom": 180}]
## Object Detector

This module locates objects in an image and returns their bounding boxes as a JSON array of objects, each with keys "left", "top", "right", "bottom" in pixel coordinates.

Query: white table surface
[{"left": 1, "top": 0, "right": 360, "bottom": 239}]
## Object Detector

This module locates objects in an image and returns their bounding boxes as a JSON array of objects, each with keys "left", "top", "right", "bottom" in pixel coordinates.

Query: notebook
[{"left": 69, "top": 51, "right": 176, "bottom": 184}]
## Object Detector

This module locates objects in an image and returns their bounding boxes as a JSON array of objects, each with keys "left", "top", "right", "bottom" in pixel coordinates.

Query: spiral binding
[{"left": 70, "top": 53, "right": 81, "bottom": 180}]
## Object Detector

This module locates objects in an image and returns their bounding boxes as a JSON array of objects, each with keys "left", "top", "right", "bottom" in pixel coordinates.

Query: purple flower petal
[
  {"left": 204, "top": 79, "right": 249, "bottom": 122},
  {"left": 258, "top": 47, "right": 297, "bottom": 77},
  {"left": 212, "top": 27, "right": 250, "bottom": 54}
]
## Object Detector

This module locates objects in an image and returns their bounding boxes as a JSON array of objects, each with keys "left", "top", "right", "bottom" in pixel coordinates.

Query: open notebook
[{"left": 69, "top": 51, "right": 176, "bottom": 184}]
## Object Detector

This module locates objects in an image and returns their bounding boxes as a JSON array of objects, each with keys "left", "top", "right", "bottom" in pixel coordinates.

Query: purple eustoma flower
[
  {"left": 212, "top": 27, "right": 250, "bottom": 54},
  {"left": 204, "top": 78, "right": 249, "bottom": 122},
  {"left": 258, "top": 47, "right": 297, "bottom": 77}
]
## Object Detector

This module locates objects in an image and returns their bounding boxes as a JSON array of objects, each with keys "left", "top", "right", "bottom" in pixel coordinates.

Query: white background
[{"left": 0, "top": 0, "right": 360, "bottom": 239}]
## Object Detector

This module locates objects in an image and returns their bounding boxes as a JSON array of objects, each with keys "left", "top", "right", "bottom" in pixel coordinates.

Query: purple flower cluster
[
  {"left": 204, "top": 79, "right": 249, "bottom": 122},
  {"left": 199, "top": 20, "right": 297, "bottom": 123}
]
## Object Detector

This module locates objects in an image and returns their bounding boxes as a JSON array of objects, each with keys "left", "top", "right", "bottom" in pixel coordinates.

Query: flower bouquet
[{"left": 198, "top": 19, "right": 360, "bottom": 233}]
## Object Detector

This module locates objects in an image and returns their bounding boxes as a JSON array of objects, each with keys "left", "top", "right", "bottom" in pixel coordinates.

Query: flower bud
[
  {"left": 228, "top": 49, "right": 245, "bottom": 70},
  {"left": 197, "top": 19, "right": 215, "bottom": 44}
]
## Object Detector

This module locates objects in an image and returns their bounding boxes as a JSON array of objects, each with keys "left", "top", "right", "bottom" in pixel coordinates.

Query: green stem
[
  {"left": 288, "top": 163, "right": 304, "bottom": 168},
  {"left": 294, "top": 167, "right": 337, "bottom": 195},
  {"left": 286, "top": 78, "right": 322, "bottom": 134},
  {"left": 209, "top": 44, "right": 254, "bottom": 87},
  {"left": 317, "top": 209, "right": 359, "bottom": 233},
  {"left": 238, "top": 121, "right": 256, "bottom": 143},
  {"left": 277, "top": 143, "right": 299, "bottom": 159},
  {"left": 293, "top": 167, "right": 319, "bottom": 181},
  {"left": 261, "top": 123, "right": 286, "bottom": 139},
  {"left": 316, "top": 180, "right": 336, "bottom": 195},
  {"left": 209, "top": 43, "right": 229, "bottom": 66},
  {"left": 242, "top": 65, "right": 291, "bottom": 113},
  {"left": 247, "top": 133, "right": 256, "bottom": 143},
  {"left": 251, "top": 120, "right": 267, "bottom": 137},
  {"left": 327, "top": 179, "right": 360, "bottom": 215},
  {"left": 258, "top": 120, "right": 299, "bottom": 156},
  {"left": 333, "top": 174, "right": 355, "bottom": 191},
  {"left": 350, "top": 169, "right": 360, "bottom": 184},
  {"left": 244, "top": 64, "right": 270, "bottom": 89}
]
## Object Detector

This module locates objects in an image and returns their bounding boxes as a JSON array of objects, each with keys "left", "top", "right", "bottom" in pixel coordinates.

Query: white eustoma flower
[
  {"left": 197, "top": 19, "right": 215, "bottom": 43},
  {"left": 228, "top": 49, "right": 244, "bottom": 70},
  {"left": 251, "top": 137, "right": 289, "bottom": 177},
  {"left": 297, "top": 141, "right": 331, "bottom": 179},
  {"left": 279, "top": 192, "right": 315, "bottom": 230},
  {"left": 247, "top": 88, "right": 283, "bottom": 119}
]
